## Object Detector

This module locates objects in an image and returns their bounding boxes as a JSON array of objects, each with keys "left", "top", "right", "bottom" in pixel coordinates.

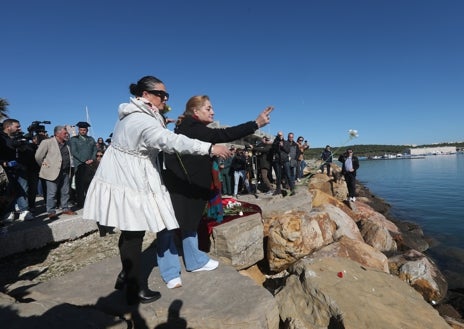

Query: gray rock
[
  {"left": 211, "top": 212, "right": 264, "bottom": 270},
  {"left": 277, "top": 257, "right": 451, "bottom": 329}
]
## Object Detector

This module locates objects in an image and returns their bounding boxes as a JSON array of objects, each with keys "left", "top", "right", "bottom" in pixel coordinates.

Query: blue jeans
[
  {"left": 156, "top": 229, "right": 209, "bottom": 283},
  {"left": 4, "top": 172, "right": 28, "bottom": 213},
  {"left": 297, "top": 160, "right": 307, "bottom": 179},
  {"left": 15, "top": 175, "right": 29, "bottom": 212},
  {"left": 282, "top": 162, "right": 295, "bottom": 190},
  {"left": 45, "top": 170, "right": 70, "bottom": 214},
  {"left": 233, "top": 170, "right": 250, "bottom": 195}
]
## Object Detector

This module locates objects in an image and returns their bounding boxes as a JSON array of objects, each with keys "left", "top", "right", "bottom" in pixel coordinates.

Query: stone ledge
[
  {"left": 0, "top": 211, "right": 98, "bottom": 258},
  {"left": 210, "top": 212, "right": 264, "bottom": 270}
]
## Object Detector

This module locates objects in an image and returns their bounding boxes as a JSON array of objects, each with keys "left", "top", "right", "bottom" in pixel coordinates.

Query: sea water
[{"left": 356, "top": 153, "right": 464, "bottom": 285}]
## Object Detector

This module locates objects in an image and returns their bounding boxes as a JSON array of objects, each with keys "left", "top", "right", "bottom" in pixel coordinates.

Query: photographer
[
  {"left": 0, "top": 119, "right": 34, "bottom": 221},
  {"left": 253, "top": 136, "right": 274, "bottom": 194},
  {"left": 231, "top": 148, "right": 251, "bottom": 198}
]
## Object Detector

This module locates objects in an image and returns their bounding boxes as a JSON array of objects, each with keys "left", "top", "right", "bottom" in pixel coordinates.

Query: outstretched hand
[
  {"left": 255, "top": 106, "right": 274, "bottom": 128},
  {"left": 211, "top": 144, "right": 233, "bottom": 159}
]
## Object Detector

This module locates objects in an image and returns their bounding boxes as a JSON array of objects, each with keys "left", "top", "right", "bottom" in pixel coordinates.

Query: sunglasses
[
  {"left": 96, "top": 154, "right": 103, "bottom": 158},
  {"left": 147, "top": 90, "right": 169, "bottom": 101}
]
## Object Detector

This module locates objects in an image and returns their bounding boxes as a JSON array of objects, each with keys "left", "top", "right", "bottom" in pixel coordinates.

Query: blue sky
[{"left": 1, "top": 0, "right": 463, "bottom": 148}]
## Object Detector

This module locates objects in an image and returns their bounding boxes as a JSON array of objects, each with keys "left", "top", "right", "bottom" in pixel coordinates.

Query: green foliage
[
  {"left": 0, "top": 98, "right": 9, "bottom": 120},
  {"left": 305, "top": 142, "right": 464, "bottom": 159}
]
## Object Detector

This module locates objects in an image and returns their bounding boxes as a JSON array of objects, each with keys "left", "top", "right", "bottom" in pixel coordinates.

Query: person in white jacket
[{"left": 83, "top": 75, "right": 231, "bottom": 305}]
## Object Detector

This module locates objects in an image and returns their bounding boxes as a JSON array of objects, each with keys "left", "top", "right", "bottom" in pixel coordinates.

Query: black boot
[
  {"left": 137, "top": 288, "right": 161, "bottom": 304},
  {"left": 114, "top": 270, "right": 126, "bottom": 290},
  {"left": 126, "top": 281, "right": 161, "bottom": 305}
]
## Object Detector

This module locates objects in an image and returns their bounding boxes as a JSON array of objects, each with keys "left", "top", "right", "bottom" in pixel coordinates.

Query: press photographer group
[
  {"left": 10, "top": 120, "right": 50, "bottom": 147},
  {"left": 0, "top": 119, "right": 51, "bottom": 222}
]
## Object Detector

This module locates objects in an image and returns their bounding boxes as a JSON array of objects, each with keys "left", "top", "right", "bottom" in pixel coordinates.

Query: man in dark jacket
[
  {"left": 338, "top": 148, "right": 360, "bottom": 202},
  {"left": 254, "top": 136, "right": 274, "bottom": 193},
  {"left": 0, "top": 119, "right": 34, "bottom": 221},
  {"left": 285, "top": 132, "right": 300, "bottom": 195},
  {"left": 320, "top": 145, "right": 333, "bottom": 176}
]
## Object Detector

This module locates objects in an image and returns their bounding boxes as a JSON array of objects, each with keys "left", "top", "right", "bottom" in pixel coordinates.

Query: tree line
[{"left": 305, "top": 142, "right": 464, "bottom": 159}]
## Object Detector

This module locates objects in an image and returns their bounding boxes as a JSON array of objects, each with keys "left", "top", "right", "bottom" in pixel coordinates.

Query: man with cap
[{"left": 69, "top": 122, "right": 97, "bottom": 208}]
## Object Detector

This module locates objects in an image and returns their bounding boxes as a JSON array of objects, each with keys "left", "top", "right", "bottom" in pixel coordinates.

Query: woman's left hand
[
  {"left": 255, "top": 106, "right": 274, "bottom": 128},
  {"left": 211, "top": 144, "right": 233, "bottom": 159}
]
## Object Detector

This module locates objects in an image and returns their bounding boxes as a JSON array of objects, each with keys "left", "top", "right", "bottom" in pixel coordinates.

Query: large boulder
[
  {"left": 316, "top": 203, "right": 364, "bottom": 242},
  {"left": 276, "top": 257, "right": 451, "bottom": 329},
  {"left": 309, "top": 172, "right": 348, "bottom": 201},
  {"left": 261, "top": 188, "right": 313, "bottom": 236},
  {"left": 210, "top": 212, "right": 264, "bottom": 270},
  {"left": 267, "top": 210, "right": 336, "bottom": 272},
  {"left": 394, "top": 221, "right": 430, "bottom": 252},
  {"left": 389, "top": 249, "right": 448, "bottom": 303},
  {"left": 358, "top": 218, "right": 397, "bottom": 253},
  {"left": 308, "top": 236, "right": 390, "bottom": 273}
]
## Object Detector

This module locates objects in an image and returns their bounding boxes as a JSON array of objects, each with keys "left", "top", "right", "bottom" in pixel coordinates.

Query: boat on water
[{"left": 364, "top": 154, "right": 425, "bottom": 161}]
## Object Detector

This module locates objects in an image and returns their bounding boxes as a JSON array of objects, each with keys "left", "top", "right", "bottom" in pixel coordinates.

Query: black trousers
[
  {"left": 272, "top": 161, "right": 282, "bottom": 191},
  {"left": 75, "top": 164, "right": 94, "bottom": 207},
  {"left": 118, "top": 230, "right": 145, "bottom": 302},
  {"left": 344, "top": 172, "right": 357, "bottom": 198}
]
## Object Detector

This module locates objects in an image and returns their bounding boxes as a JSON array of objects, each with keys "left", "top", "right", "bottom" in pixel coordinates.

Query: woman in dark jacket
[{"left": 158, "top": 95, "right": 273, "bottom": 288}]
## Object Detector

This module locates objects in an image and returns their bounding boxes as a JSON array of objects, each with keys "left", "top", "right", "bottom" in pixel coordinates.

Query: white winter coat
[{"left": 83, "top": 97, "right": 211, "bottom": 232}]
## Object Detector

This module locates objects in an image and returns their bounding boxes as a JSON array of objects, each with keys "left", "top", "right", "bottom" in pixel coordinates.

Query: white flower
[
  {"left": 348, "top": 129, "right": 359, "bottom": 139},
  {"left": 239, "top": 211, "right": 243, "bottom": 216},
  {"left": 226, "top": 200, "right": 241, "bottom": 209}
]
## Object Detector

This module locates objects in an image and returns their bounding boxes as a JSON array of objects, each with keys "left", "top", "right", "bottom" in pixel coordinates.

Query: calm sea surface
[{"left": 356, "top": 153, "right": 464, "bottom": 284}]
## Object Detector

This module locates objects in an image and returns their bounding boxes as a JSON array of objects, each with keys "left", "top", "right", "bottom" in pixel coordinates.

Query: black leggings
[{"left": 118, "top": 230, "right": 145, "bottom": 292}]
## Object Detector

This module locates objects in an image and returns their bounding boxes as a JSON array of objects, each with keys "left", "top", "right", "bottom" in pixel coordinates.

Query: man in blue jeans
[{"left": 35, "top": 126, "right": 77, "bottom": 218}]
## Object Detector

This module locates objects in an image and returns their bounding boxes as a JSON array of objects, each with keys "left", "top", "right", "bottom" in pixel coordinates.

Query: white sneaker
[
  {"left": 18, "top": 211, "right": 34, "bottom": 221},
  {"left": 4, "top": 212, "right": 15, "bottom": 223},
  {"left": 166, "top": 277, "right": 182, "bottom": 289},
  {"left": 192, "top": 259, "right": 219, "bottom": 272}
]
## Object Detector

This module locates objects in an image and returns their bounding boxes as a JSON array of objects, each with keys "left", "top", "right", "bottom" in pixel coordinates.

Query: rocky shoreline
[
  {"left": 0, "top": 168, "right": 407, "bottom": 284},
  {"left": 337, "top": 178, "right": 464, "bottom": 323},
  {"left": 1, "top": 165, "right": 463, "bottom": 328}
]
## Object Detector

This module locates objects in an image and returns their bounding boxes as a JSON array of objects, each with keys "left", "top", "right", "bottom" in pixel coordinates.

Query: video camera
[
  {"left": 25, "top": 120, "right": 51, "bottom": 139},
  {"left": 11, "top": 120, "right": 51, "bottom": 147}
]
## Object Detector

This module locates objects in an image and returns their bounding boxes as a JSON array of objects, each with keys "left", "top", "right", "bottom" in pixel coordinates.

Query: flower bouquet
[{"left": 222, "top": 197, "right": 261, "bottom": 217}]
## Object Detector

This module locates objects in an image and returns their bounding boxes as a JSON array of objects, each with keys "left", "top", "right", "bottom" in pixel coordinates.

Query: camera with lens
[
  {"left": 25, "top": 120, "right": 50, "bottom": 139},
  {"left": 10, "top": 120, "right": 51, "bottom": 148},
  {"left": 10, "top": 131, "right": 28, "bottom": 148}
]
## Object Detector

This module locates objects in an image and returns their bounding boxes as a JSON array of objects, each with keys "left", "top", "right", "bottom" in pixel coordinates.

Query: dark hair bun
[{"left": 129, "top": 83, "right": 141, "bottom": 97}]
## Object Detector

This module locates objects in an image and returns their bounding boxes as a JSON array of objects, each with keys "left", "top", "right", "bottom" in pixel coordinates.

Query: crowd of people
[
  {"left": 222, "top": 131, "right": 310, "bottom": 199},
  {"left": 0, "top": 74, "right": 358, "bottom": 307},
  {"left": 0, "top": 119, "right": 107, "bottom": 222},
  {"left": 0, "top": 112, "right": 314, "bottom": 226}
]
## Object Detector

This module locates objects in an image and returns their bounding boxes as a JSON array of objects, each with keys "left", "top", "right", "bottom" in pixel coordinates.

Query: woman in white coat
[{"left": 83, "top": 76, "right": 231, "bottom": 305}]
